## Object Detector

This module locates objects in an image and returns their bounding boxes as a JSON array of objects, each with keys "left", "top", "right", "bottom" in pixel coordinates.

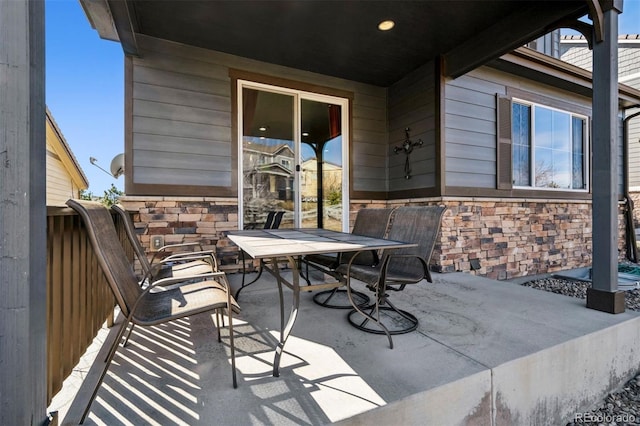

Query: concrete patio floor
[{"left": 51, "top": 271, "right": 640, "bottom": 425}]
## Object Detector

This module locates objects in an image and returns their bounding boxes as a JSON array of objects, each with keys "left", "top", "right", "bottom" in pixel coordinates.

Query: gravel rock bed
[
  {"left": 520, "top": 276, "right": 640, "bottom": 425},
  {"left": 521, "top": 277, "right": 640, "bottom": 311}
]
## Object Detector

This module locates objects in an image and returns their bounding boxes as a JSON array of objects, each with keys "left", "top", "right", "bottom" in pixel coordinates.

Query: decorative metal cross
[{"left": 393, "top": 127, "right": 423, "bottom": 179}]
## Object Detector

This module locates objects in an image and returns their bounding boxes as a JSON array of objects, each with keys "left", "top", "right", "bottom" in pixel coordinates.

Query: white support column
[
  {"left": 588, "top": 0, "right": 625, "bottom": 314},
  {"left": 0, "top": 0, "right": 47, "bottom": 424}
]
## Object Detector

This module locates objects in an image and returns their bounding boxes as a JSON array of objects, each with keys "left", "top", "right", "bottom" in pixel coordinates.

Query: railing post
[{"left": 0, "top": 1, "right": 47, "bottom": 424}]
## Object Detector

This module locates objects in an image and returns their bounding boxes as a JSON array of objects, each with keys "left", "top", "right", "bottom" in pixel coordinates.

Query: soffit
[{"left": 111, "top": 0, "right": 590, "bottom": 86}]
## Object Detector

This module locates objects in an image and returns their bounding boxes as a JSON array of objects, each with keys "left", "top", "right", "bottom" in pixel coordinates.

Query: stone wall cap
[{"left": 440, "top": 196, "right": 593, "bottom": 204}]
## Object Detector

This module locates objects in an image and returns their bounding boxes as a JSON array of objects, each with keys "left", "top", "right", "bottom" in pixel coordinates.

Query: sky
[
  {"left": 46, "top": 0, "right": 124, "bottom": 194},
  {"left": 46, "top": 0, "right": 640, "bottom": 194}
]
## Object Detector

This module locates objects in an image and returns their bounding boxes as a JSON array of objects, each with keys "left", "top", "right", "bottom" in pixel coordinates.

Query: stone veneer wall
[
  {"left": 629, "top": 192, "right": 640, "bottom": 228},
  {"left": 119, "top": 196, "right": 240, "bottom": 272},
  {"left": 358, "top": 198, "right": 627, "bottom": 280},
  {"left": 120, "top": 196, "right": 628, "bottom": 281}
]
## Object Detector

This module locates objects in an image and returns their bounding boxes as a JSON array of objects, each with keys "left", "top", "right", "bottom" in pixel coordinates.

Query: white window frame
[{"left": 512, "top": 98, "right": 589, "bottom": 192}]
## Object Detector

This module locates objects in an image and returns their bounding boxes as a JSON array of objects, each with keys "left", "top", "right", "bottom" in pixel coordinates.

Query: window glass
[
  {"left": 512, "top": 103, "right": 530, "bottom": 186},
  {"left": 512, "top": 101, "right": 587, "bottom": 191},
  {"left": 572, "top": 116, "right": 585, "bottom": 189}
]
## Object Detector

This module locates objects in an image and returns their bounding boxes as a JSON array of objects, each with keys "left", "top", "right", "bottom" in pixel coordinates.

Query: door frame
[{"left": 236, "top": 79, "right": 350, "bottom": 231}]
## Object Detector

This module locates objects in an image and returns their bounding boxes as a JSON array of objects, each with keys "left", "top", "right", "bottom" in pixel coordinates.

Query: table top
[{"left": 228, "top": 228, "right": 416, "bottom": 259}]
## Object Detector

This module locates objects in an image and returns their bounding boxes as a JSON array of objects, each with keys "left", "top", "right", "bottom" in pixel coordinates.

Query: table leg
[{"left": 267, "top": 256, "right": 300, "bottom": 377}]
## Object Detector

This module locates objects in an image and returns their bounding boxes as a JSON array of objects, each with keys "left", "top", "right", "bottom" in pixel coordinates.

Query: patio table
[{"left": 227, "top": 228, "right": 416, "bottom": 376}]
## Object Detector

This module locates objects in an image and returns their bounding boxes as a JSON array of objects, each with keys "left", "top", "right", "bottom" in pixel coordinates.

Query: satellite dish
[{"left": 110, "top": 153, "right": 125, "bottom": 178}]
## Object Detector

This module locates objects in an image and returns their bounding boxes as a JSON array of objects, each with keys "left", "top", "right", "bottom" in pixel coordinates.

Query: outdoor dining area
[{"left": 49, "top": 201, "right": 640, "bottom": 425}]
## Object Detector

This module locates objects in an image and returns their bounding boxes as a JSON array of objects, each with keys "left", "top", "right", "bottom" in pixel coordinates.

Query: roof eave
[{"left": 489, "top": 47, "right": 640, "bottom": 109}]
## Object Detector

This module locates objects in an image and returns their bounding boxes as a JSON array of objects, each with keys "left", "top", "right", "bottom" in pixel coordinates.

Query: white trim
[
  {"left": 236, "top": 80, "right": 350, "bottom": 231},
  {"left": 560, "top": 37, "right": 640, "bottom": 46},
  {"left": 511, "top": 98, "right": 590, "bottom": 193}
]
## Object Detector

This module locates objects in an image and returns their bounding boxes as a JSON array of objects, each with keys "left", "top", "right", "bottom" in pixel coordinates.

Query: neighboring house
[
  {"left": 560, "top": 34, "right": 640, "bottom": 221},
  {"left": 300, "top": 158, "right": 342, "bottom": 202},
  {"left": 243, "top": 141, "right": 295, "bottom": 205},
  {"left": 80, "top": 1, "right": 640, "bottom": 282},
  {"left": 45, "top": 107, "right": 89, "bottom": 206}
]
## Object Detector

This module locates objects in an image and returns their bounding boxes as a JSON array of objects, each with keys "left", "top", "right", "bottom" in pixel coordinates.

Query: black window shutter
[{"left": 496, "top": 94, "right": 513, "bottom": 190}]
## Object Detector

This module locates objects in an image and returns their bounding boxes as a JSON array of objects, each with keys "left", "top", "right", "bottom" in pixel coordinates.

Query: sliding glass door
[{"left": 238, "top": 82, "right": 348, "bottom": 231}]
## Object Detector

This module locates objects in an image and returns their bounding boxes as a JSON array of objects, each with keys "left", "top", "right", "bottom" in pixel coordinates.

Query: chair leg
[
  {"left": 229, "top": 310, "right": 237, "bottom": 389},
  {"left": 215, "top": 309, "right": 222, "bottom": 343},
  {"left": 235, "top": 252, "right": 264, "bottom": 300},
  {"left": 80, "top": 318, "right": 130, "bottom": 424},
  {"left": 312, "top": 288, "right": 370, "bottom": 309},
  {"left": 347, "top": 293, "right": 418, "bottom": 338},
  {"left": 345, "top": 280, "right": 393, "bottom": 348},
  {"left": 121, "top": 323, "right": 136, "bottom": 347},
  {"left": 223, "top": 277, "right": 237, "bottom": 388},
  {"left": 301, "top": 258, "right": 312, "bottom": 285},
  {"left": 215, "top": 274, "right": 238, "bottom": 388}
]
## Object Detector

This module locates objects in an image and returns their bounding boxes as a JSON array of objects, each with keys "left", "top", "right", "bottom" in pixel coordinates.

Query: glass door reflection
[
  {"left": 300, "top": 99, "right": 343, "bottom": 231},
  {"left": 241, "top": 88, "right": 295, "bottom": 229}
]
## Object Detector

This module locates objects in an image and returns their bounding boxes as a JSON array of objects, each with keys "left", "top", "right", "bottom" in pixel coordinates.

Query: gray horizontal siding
[
  {"left": 133, "top": 83, "right": 230, "bottom": 111},
  {"left": 447, "top": 142, "right": 495, "bottom": 162},
  {"left": 131, "top": 34, "right": 387, "bottom": 194},
  {"left": 388, "top": 61, "right": 436, "bottom": 190},
  {"left": 135, "top": 133, "right": 230, "bottom": 156},
  {"left": 133, "top": 65, "right": 230, "bottom": 97},
  {"left": 619, "top": 47, "right": 640, "bottom": 79},
  {"left": 134, "top": 99, "right": 231, "bottom": 126},
  {"left": 445, "top": 128, "right": 494, "bottom": 148},
  {"left": 132, "top": 37, "right": 233, "bottom": 189},
  {"left": 444, "top": 66, "right": 596, "bottom": 190},
  {"left": 133, "top": 116, "right": 231, "bottom": 141},
  {"left": 135, "top": 167, "right": 230, "bottom": 186},
  {"left": 628, "top": 109, "right": 640, "bottom": 187},
  {"left": 444, "top": 70, "right": 500, "bottom": 188},
  {"left": 134, "top": 149, "right": 231, "bottom": 172},
  {"left": 351, "top": 94, "right": 388, "bottom": 192}
]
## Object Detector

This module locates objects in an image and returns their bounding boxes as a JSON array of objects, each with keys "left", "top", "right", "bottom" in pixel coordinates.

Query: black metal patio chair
[
  {"left": 236, "top": 210, "right": 285, "bottom": 299},
  {"left": 67, "top": 199, "right": 240, "bottom": 423},
  {"left": 112, "top": 203, "right": 219, "bottom": 283},
  {"left": 302, "top": 207, "right": 396, "bottom": 308},
  {"left": 336, "top": 205, "right": 446, "bottom": 348}
]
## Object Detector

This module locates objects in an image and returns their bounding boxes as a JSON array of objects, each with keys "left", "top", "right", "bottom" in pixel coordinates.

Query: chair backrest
[
  {"left": 67, "top": 199, "right": 143, "bottom": 317},
  {"left": 263, "top": 211, "right": 284, "bottom": 229},
  {"left": 342, "top": 208, "right": 395, "bottom": 265},
  {"left": 111, "top": 203, "right": 153, "bottom": 275},
  {"left": 270, "top": 211, "right": 284, "bottom": 229},
  {"left": 383, "top": 205, "right": 446, "bottom": 282}
]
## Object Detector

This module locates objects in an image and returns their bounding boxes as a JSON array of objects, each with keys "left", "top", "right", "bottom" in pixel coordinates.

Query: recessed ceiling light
[
  {"left": 378, "top": 20, "right": 395, "bottom": 31},
  {"left": 259, "top": 126, "right": 267, "bottom": 132},
  {"left": 302, "top": 132, "right": 309, "bottom": 137}
]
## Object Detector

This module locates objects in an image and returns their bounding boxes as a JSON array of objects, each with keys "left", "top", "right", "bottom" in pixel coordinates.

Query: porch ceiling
[{"left": 101, "top": 0, "right": 590, "bottom": 86}]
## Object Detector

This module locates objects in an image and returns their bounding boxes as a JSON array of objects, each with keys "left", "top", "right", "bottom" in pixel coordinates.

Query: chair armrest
[
  {"left": 147, "top": 270, "right": 226, "bottom": 289},
  {"left": 143, "top": 253, "right": 219, "bottom": 284},
  {"left": 159, "top": 242, "right": 203, "bottom": 252},
  {"left": 149, "top": 242, "right": 209, "bottom": 264},
  {"left": 163, "top": 249, "right": 217, "bottom": 262}
]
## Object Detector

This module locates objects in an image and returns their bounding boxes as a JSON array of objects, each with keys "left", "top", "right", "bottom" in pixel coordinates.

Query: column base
[{"left": 586, "top": 288, "right": 625, "bottom": 314}]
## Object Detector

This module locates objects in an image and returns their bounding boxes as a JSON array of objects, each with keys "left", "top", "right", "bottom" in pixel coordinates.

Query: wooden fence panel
[{"left": 46, "top": 206, "right": 132, "bottom": 404}]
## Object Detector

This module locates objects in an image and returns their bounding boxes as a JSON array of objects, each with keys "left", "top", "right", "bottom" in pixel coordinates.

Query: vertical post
[
  {"left": 0, "top": 0, "right": 47, "bottom": 424},
  {"left": 588, "top": 0, "right": 625, "bottom": 314},
  {"left": 316, "top": 147, "right": 324, "bottom": 229}
]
